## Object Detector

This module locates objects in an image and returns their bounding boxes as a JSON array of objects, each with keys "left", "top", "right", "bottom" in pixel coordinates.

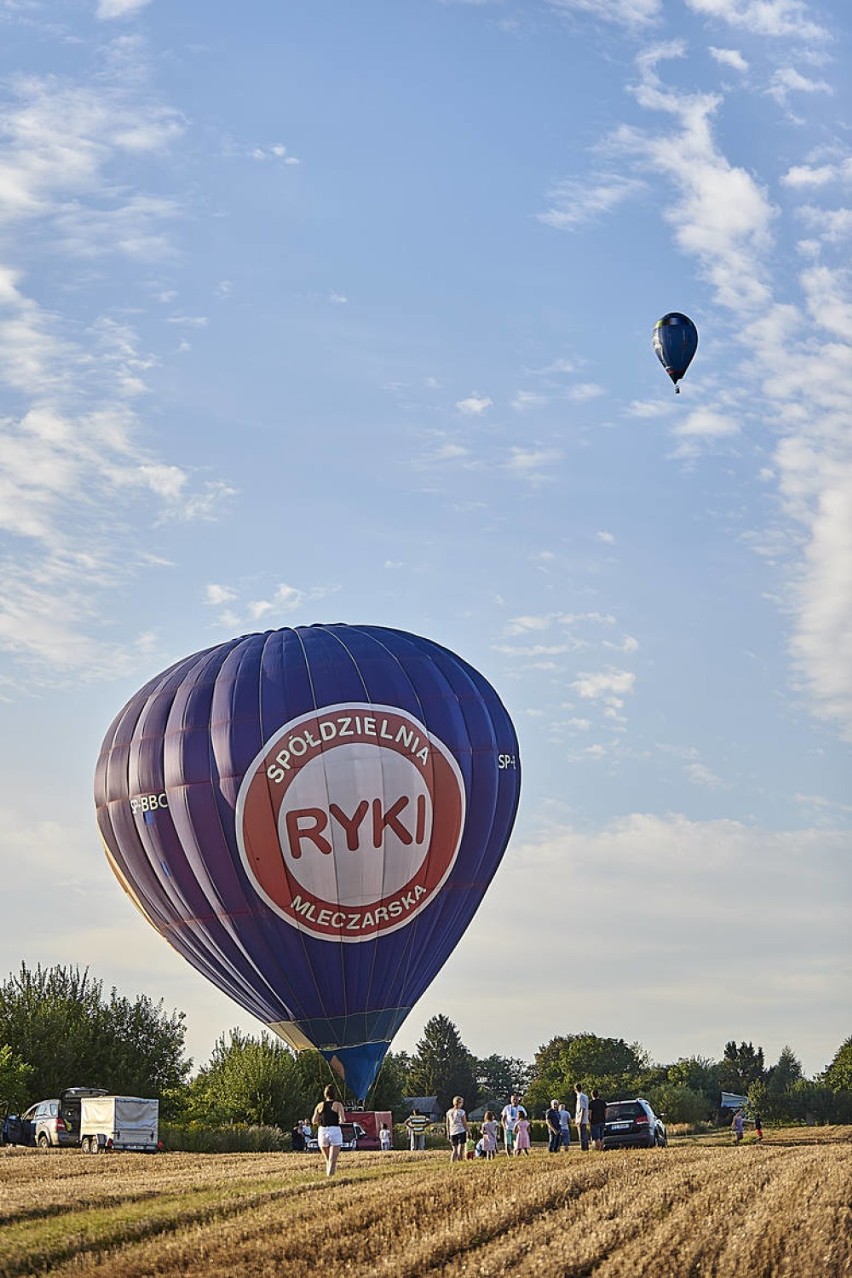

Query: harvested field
[{"left": 1, "top": 1128, "right": 850, "bottom": 1277}]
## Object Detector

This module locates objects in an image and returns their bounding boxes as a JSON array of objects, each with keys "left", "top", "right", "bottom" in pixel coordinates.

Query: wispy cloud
[
  {"left": 683, "top": 0, "right": 828, "bottom": 41},
  {"left": 203, "top": 580, "right": 340, "bottom": 630},
  {"left": 768, "top": 66, "right": 832, "bottom": 109},
  {"left": 0, "top": 51, "right": 232, "bottom": 678},
  {"left": 538, "top": 174, "right": 645, "bottom": 231},
  {"left": 615, "top": 40, "right": 775, "bottom": 312},
  {"left": 504, "top": 446, "right": 562, "bottom": 482},
  {"left": 709, "top": 47, "right": 748, "bottom": 73},
  {"left": 97, "top": 0, "right": 153, "bottom": 19},
  {"left": 547, "top": 0, "right": 662, "bottom": 28}
]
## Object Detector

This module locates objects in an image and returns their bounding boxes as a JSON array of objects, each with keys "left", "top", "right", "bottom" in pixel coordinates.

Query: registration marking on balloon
[{"left": 236, "top": 703, "right": 466, "bottom": 940}]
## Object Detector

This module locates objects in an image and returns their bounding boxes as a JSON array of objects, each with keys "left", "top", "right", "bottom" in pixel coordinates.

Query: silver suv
[{"left": 22, "top": 1088, "right": 108, "bottom": 1148}]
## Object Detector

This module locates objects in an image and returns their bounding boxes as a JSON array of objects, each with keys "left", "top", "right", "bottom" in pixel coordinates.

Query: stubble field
[{"left": 1, "top": 1128, "right": 850, "bottom": 1277}]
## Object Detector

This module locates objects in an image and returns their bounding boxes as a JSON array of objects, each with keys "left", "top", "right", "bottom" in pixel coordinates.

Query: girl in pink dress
[
  {"left": 481, "top": 1111, "right": 498, "bottom": 1159},
  {"left": 514, "top": 1113, "right": 531, "bottom": 1155}
]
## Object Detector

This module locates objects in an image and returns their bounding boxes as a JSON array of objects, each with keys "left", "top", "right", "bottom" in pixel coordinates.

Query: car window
[
  {"left": 49, "top": 1102, "right": 59, "bottom": 1117},
  {"left": 605, "top": 1102, "right": 643, "bottom": 1120},
  {"left": 23, "top": 1106, "right": 37, "bottom": 1119}
]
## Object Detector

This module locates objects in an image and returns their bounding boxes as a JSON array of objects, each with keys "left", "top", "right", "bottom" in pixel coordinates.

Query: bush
[{"left": 159, "top": 1121, "right": 289, "bottom": 1153}]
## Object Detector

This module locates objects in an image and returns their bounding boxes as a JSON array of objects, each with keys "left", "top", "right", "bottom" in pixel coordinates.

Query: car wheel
[{"left": 37, "top": 1133, "right": 50, "bottom": 1149}]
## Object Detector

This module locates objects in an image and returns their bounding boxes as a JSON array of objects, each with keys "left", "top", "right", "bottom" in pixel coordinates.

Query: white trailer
[{"left": 79, "top": 1095, "right": 159, "bottom": 1153}]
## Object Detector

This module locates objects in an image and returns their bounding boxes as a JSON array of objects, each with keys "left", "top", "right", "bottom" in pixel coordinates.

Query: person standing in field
[
  {"left": 513, "top": 1111, "right": 531, "bottom": 1155},
  {"left": 545, "top": 1100, "right": 562, "bottom": 1153},
  {"left": 558, "top": 1101, "right": 572, "bottom": 1151},
  {"left": 311, "top": 1084, "right": 346, "bottom": 1178},
  {"left": 753, "top": 1112, "right": 763, "bottom": 1142},
  {"left": 732, "top": 1110, "right": 745, "bottom": 1144},
  {"left": 501, "top": 1093, "right": 527, "bottom": 1157},
  {"left": 481, "top": 1111, "right": 499, "bottom": 1160},
  {"left": 379, "top": 1122, "right": 392, "bottom": 1151},
  {"left": 446, "top": 1096, "right": 468, "bottom": 1163},
  {"left": 589, "top": 1089, "right": 607, "bottom": 1151},
  {"left": 574, "top": 1082, "right": 590, "bottom": 1152},
  {"left": 405, "top": 1107, "right": 430, "bottom": 1151}
]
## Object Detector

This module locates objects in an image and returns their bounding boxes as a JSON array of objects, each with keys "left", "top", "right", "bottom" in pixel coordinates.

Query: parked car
[
  {"left": 305, "top": 1121, "right": 366, "bottom": 1153},
  {"left": 21, "top": 1087, "right": 108, "bottom": 1148},
  {"left": 603, "top": 1098, "right": 667, "bottom": 1150}
]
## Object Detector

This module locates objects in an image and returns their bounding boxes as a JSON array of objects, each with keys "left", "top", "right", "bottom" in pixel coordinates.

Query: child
[
  {"left": 481, "top": 1110, "right": 498, "bottom": 1160},
  {"left": 514, "top": 1112, "right": 531, "bottom": 1155},
  {"left": 379, "top": 1122, "right": 392, "bottom": 1151},
  {"left": 465, "top": 1133, "right": 477, "bottom": 1160}
]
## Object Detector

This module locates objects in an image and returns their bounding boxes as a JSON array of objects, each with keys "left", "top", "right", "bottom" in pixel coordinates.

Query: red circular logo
[{"left": 236, "top": 703, "right": 465, "bottom": 941}]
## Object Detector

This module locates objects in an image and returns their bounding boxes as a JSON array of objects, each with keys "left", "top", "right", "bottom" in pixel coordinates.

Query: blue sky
[{"left": 1, "top": 0, "right": 850, "bottom": 1079}]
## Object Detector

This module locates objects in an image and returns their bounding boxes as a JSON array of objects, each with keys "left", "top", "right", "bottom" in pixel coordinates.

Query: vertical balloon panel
[{"left": 95, "top": 624, "right": 521, "bottom": 1099}]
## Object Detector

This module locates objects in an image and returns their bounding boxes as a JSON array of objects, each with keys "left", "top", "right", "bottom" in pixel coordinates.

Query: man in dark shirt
[
  {"left": 545, "top": 1099, "right": 562, "bottom": 1153},
  {"left": 589, "top": 1089, "right": 607, "bottom": 1151}
]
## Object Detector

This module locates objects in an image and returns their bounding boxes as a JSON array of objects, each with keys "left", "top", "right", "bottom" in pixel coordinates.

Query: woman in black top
[{"left": 311, "top": 1084, "right": 347, "bottom": 1177}]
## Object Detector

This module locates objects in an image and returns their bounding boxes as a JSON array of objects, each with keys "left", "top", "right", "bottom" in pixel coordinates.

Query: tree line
[{"left": 1, "top": 965, "right": 849, "bottom": 1132}]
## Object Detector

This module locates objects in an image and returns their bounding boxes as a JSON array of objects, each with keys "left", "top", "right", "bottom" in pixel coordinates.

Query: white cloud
[
  {"left": 504, "top": 447, "right": 562, "bottom": 481},
  {"left": 596, "top": 530, "right": 616, "bottom": 543},
  {"left": 769, "top": 67, "right": 832, "bottom": 108},
  {"left": 97, "top": 0, "right": 152, "bottom": 17},
  {"left": 709, "top": 47, "right": 748, "bottom": 73},
  {"left": 683, "top": 0, "right": 828, "bottom": 40},
  {"left": 571, "top": 668, "right": 636, "bottom": 705},
  {"left": 616, "top": 40, "right": 776, "bottom": 312},
  {"left": 538, "top": 174, "right": 645, "bottom": 231},
  {"left": 0, "top": 62, "right": 233, "bottom": 677},
  {"left": 547, "top": 0, "right": 662, "bottom": 27},
  {"left": 568, "top": 382, "right": 604, "bottom": 401},
  {"left": 203, "top": 580, "right": 340, "bottom": 629},
  {"left": 782, "top": 164, "right": 842, "bottom": 189},
  {"left": 204, "top": 584, "right": 237, "bottom": 608},
  {"left": 456, "top": 394, "right": 493, "bottom": 416},
  {"left": 673, "top": 407, "right": 739, "bottom": 438},
  {"left": 798, "top": 207, "right": 852, "bottom": 243},
  {"left": 511, "top": 390, "right": 548, "bottom": 412}
]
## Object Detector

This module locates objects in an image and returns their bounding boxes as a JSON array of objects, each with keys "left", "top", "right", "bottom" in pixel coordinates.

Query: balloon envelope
[
  {"left": 653, "top": 312, "right": 698, "bottom": 390},
  {"left": 95, "top": 624, "right": 521, "bottom": 1099}
]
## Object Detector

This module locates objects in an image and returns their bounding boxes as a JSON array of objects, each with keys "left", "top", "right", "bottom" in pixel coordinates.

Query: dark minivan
[{"left": 603, "top": 1098, "right": 667, "bottom": 1150}]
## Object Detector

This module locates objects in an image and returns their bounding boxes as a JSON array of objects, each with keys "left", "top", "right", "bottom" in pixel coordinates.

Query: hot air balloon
[
  {"left": 95, "top": 624, "right": 520, "bottom": 1100},
  {"left": 652, "top": 312, "right": 698, "bottom": 393}
]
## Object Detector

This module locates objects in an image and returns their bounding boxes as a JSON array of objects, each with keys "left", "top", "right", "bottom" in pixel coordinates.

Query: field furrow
[{"left": 2, "top": 1130, "right": 850, "bottom": 1278}]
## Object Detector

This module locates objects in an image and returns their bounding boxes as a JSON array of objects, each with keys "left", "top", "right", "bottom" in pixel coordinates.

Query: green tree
[
  {"left": 368, "top": 1050, "right": 408, "bottom": 1114},
  {"left": 475, "top": 1054, "right": 530, "bottom": 1109},
  {"left": 753, "top": 1045, "right": 804, "bottom": 1121},
  {"left": 0, "top": 1044, "right": 32, "bottom": 1111},
  {"left": 821, "top": 1035, "right": 852, "bottom": 1093},
  {"left": 526, "top": 1033, "right": 646, "bottom": 1113},
  {"left": 406, "top": 1015, "right": 479, "bottom": 1114},
  {"left": 194, "top": 1029, "right": 307, "bottom": 1128},
  {"left": 647, "top": 1082, "right": 710, "bottom": 1125},
  {"left": 0, "top": 963, "right": 190, "bottom": 1103},
  {"left": 719, "top": 1041, "right": 765, "bottom": 1094}
]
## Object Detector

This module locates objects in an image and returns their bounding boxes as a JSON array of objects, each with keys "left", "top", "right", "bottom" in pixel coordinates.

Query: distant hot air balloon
[
  {"left": 95, "top": 624, "right": 520, "bottom": 1100},
  {"left": 653, "top": 312, "right": 698, "bottom": 393}
]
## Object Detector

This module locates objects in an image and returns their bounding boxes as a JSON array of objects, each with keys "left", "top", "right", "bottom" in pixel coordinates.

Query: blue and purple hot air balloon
[
  {"left": 94, "top": 624, "right": 520, "bottom": 1100},
  {"left": 652, "top": 312, "right": 698, "bottom": 393}
]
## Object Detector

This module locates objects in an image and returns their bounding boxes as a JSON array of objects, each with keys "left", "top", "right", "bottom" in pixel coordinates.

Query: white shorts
[{"left": 318, "top": 1126, "right": 343, "bottom": 1147}]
